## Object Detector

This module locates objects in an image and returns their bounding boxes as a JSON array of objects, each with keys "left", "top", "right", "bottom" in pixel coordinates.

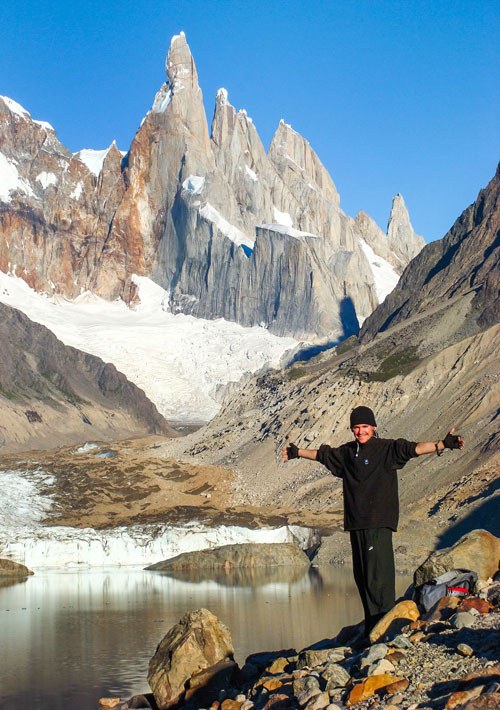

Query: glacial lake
[{"left": 0, "top": 566, "right": 411, "bottom": 710}]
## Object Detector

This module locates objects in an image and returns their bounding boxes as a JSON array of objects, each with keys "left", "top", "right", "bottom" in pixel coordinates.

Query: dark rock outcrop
[
  {"left": 0, "top": 558, "right": 34, "bottom": 577},
  {"left": 146, "top": 542, "right": 310, "bottom": 572}
]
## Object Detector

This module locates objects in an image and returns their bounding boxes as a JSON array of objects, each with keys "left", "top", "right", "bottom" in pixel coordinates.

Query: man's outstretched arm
[
  {"left": 415, "top": 428, "right": 465, "bottom": 456},
  {"left": 282, "top": 444, "right": 318, "bottom": 461}
]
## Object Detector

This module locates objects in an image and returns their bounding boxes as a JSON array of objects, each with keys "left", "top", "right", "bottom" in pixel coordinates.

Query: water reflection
[{"left": 0, "top": 566, "right": 410, "bottom": 710}]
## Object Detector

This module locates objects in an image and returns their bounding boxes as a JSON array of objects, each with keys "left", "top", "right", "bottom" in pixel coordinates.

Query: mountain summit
[{"left": 0, "top": 34, "right": 424, "bottom": 340}]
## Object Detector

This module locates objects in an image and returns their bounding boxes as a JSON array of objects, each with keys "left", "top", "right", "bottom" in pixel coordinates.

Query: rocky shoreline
[
  {"left": 99, "top": 531, "right": 500, "bottom": 710},
  {"left": 100, "top": 591, "right": 500, "bottom": 710}
]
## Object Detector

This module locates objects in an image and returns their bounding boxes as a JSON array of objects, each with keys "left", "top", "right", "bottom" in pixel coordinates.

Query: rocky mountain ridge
[
  {"left": 0, "top": 32, "right": 424, "bottom": 340},
  {"left": 0, "top": 301, "right": 173, "bottom": 452}
]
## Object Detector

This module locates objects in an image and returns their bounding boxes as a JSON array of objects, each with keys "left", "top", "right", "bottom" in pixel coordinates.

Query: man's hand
[
  {"left": 282, "top": 443, "right": 299, "bottom": 461},
  {"left": 443, "top": 428, "right": 464, "bottom": 450}
]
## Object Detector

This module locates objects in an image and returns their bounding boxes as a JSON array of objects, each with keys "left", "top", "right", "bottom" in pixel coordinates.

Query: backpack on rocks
[{"left": 414, "top": 569, "right": 478, "bottom": 612}]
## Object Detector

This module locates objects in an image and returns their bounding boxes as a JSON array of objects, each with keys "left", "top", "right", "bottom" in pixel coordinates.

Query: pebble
[
  {"left": 390, "top": 635, "right": 413, "bottom": 649},
  {"left": 369, "top": 659, "right": 396, "bottom": 676},
  {"left": 304, "top": 691, "right": 330, "bottom": 710},
  {"left": 362, "top": 644, "right": 389, "bottom": 663},
  {"left": 451, "top": 612, "right": 476, "bottom": 629},
  {"left": 457, "top": 643, "right": 474, "bottom": 657}
]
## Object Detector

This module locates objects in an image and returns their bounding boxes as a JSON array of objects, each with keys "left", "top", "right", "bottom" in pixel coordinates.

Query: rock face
[
  {"left": 360, "top": 163, "right": 500, "bottom": 346},
  {"left": 0, "top": 302, "right": 172, "bottom": 451},
  {"left": 146, "top": 542, "right": 310, "bottom": 571},
  {"left": 0, "top": 95, "right": 125, "bottom": 299},
  {"left": 147, "top": 608, "right": 235, "bottom": 709},
  {"left": 0, "top": 33, "right": 424, "bottom": 340},
  {"left": 414, "top": 530, "right": 500, "bottom": 587}
]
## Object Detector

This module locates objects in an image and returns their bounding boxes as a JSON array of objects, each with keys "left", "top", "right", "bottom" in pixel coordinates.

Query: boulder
[
  {"left": 146, "top": 543, "right": 310, "bottom": 572},
  {"left": 147, "top": 608, "right": 235, "bottom": 709},
  {"left": 369, "top": 601, "right": 420, "bottom": 643},
  {"left": 347, "top": 675, "right": 406, "bottom": 705},
  {"left": 0, "top": 558, "right": 34, "bottom": 577},
  {"left": 414, "top": 530, "right": 500, "bottom": 586}
]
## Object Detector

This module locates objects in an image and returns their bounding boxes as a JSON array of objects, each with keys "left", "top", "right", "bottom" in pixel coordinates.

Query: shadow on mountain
[
  {"left": 339, "top": 296, "right": 360, "bottom": 338},
  {"left": 435, "top": 494, "right": 500, "bottom": 550},
  {"left": 288, "top": 341, "right": 337, "bottom": 365},
  {"left": 288, "top": 297, "right": 359, "bottom": 365}
]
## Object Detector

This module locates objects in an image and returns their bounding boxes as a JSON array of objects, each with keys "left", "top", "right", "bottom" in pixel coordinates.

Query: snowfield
[{"left": 0, "top": 271, "right": 299, "bottom": 424}]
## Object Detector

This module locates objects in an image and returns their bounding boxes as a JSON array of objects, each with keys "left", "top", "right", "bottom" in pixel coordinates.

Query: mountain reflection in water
[{"left": 0, "top": 566, "right": 411, "bottom": 710}]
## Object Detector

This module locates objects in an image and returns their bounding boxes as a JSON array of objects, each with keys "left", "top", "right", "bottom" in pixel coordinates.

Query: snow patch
[
  {"left": 216, "top": 87, "right": 228, "bottom": 104},
  {"left": 260, "top": 224, "right": 320, "bottom": 240},
  {"left": 358, "top": 237, "right": 400, "bottom": 302},
  {"left": 152, "top": 83, "right": 173, "bottom": 113},
  {"left": 1, "top": 95, "right": 30, "bottom": 118},
  {"left": 182, "top": 175, "right": 205, "bottom": 194},
  {"left": 200, "top": 203, "right": 254, "bottom": 251},
  {"left": 272, "top": 207, "right": 293, "bottom": 227},
  {"left": 33, "top": 119, "right": 55, "bottom": 132},
  {"left": 0, "top": 469, "right": 56, "bottom": 529},
  {"left": 76, "top": 145, "right": 116, "bottom": 177},
  {"left": 70, "top": 181, "right": 83, "bottom": 200},
  {"left": 36, "top": 171, "right": 58, "bottom": 189},
  {"left": 0, "top": 152, "right": 36, "bottom": 202},
  {"left": 238, "top": 108, "right": 253, "bottom": 124},
  {"left": 245, "top": 165, "right": 258, "bottom": 182},
  {"left": 0, "top": 270, "right": 298, "bottom": 424},
  {"left": 171, "top": 31, "right": 186, "bottom": 45}
]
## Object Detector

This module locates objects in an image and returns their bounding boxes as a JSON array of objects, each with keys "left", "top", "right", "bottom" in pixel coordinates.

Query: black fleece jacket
[{"left": 316, "top": 437, "right": 418, "bottom": 531}]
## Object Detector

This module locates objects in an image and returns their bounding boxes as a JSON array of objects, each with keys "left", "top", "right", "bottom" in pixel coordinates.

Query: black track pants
[{"left": 350, "top": 528, "right": 395, "bottom": 635}]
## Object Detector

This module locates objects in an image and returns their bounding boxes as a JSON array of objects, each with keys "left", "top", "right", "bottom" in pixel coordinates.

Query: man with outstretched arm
[{"left": 282, "top": 405, "right": 464, "bottom": 639}]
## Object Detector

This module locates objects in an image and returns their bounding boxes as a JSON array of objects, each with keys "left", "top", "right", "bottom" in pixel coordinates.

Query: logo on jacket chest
[{"left": 355, "top": 453, "right": 369, "bottom": 465}]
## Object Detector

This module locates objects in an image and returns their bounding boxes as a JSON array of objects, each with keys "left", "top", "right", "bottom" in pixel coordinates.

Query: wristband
[{"left": 435, "top": 442, "right": 442, "bottom": 457}]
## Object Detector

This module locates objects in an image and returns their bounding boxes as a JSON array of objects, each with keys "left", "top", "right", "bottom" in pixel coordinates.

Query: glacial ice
[{"left": 0, "top": 270, "right": 299, "bottom": 423}]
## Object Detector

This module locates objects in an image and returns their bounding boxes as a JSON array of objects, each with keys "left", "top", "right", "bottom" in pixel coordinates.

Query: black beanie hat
[{"left": 350, "top": 406, "right": 377, "bottom": 428}]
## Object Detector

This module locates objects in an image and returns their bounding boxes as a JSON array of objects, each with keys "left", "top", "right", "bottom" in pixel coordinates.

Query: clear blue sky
[{"left": 1, "top": 0, "right": 499, "bottom": 242}]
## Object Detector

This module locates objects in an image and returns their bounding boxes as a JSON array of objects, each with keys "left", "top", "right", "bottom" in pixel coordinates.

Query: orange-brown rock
[
  {"left": 263, "top": 679, "right": 283, "bottom": 692},
  {"left": 460, "top": 695, "right": 500, "bottom": 709},
  {"left": 459, "top": 598, "right": 495, "bottom": 614},
  {"left": 347, "top": 675, "right": 406, "bottom": 705},
  {"left": 423, "top": 595, "right": 461, "bottom": 622},
  {"left": 99, "top": 699, "right": 120, "bottom": 708},
  {"left": 459, "top": 666, "right": 500, "bottom": 687},
  {"left": 378, "top": 678, "right": 409, "bottom": 696},
  {"left": 221, "top": 700, "right": 243, "bottom": 710},
  {"left": 369, "top": 601, "right": 420, "bottom": 643},
  {"left": 266, "top": 658, "right": 290, "bottom": 674},
  {"left": 385, "top": 651, "right": 406, "bottom": 665},
  {"left": 446, "top": 686, "right": 484, "bottom": 708}
]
